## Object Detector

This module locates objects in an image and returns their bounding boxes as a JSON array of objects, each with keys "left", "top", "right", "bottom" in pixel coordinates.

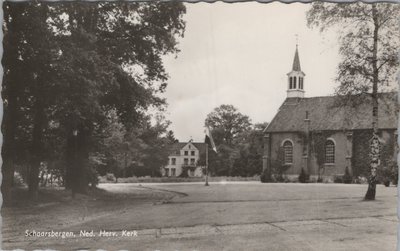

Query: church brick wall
[{"left": 267, "top": 130, "right": 397, "bottom": 178}]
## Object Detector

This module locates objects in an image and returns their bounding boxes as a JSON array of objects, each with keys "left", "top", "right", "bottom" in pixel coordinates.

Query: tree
[
  {"left": 166, "top": 130, "right": 179, "bottom": 143},
  {"left": 2, "top": 2, "right": 59, "bottom": 201},
  {"left": 48, "top": 2, "right": 186, "bottom": 193},
  {"left": 307, "top": 3, "right": 400, "bottom": 200},
  {"left": 205, "top": 105, "right": 252, "bottom": 146},
  {"left": 139, "top": 115, "right": 173, "bottom": 177},
  {"left": 231, "top": 123, "right": 267, "bottom": 177},
  {"left": 204, "top": 105, "right": 251, "bottom": 176},
  {"left": 203, "top": 105, "right": 266, "bottom": 177},
  {"left": 2, "top": 2, "right": 186, "bottom": 199}
]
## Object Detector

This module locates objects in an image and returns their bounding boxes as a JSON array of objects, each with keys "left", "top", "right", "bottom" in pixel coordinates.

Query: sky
[{"left": 162, "top": 2, "right": 341, "bottom": 142}]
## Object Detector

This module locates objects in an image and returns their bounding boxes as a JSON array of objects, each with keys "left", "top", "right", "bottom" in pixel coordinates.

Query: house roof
[
  {"left": 265, "top": 92, "right": 398, "bottom": 133},
  {"left": 192, "top": 142, "right": 207, "bottom": 156},
  {"left": 169, "top": 142, "right": 207, "bottom": 156},
  {"left": 169, "top": 142, "right": 187, "bottom": 155}
]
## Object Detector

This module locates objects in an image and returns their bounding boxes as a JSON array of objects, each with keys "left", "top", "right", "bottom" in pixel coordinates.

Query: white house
[{"left": 163, "top": 141, "right": 207, "bottom": 177}]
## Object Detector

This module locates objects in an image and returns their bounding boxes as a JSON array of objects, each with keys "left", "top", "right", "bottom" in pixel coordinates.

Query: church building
[{"left": 262, "top": 46, "right": 398, "bottom": 181}]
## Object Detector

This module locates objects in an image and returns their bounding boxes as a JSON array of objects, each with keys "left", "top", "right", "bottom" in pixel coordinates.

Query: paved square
[{"left": 2, "top": 182, "right": 397, "bottom": 250}]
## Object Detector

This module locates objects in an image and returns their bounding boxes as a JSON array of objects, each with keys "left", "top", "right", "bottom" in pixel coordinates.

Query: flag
[{"left": 205, "top": 126, "right": 217, "bottom": 153}]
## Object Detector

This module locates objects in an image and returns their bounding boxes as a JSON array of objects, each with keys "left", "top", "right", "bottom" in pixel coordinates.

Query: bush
[
  {"left": 132, "top": 166, "right": 152, "bottom": 177},
  {"left": 260, "top": 170, "right": 273, "bottom": 183},
  {"left": 352, "top": 176, "right": 368, "bottom": 184},
  {"left": 86, "top": 166, "right": 99, "bottom": 187},
  {"left": 13, "top": 172, "right": 26, "bottom": 187},
  {"left": 343, "top": 167, "right": 352, "bottom": 184},
  {"left": 333, "top": 175, "right": 343, "bottom": 183},
  {"left": 179, "top": 165, "right": 197, "bottom": 178},
  {"left": 274, "top": 174, "right": 285, "bottom": 183},
  {"left": 378, "top": 166, "right": 392, "bottom": 186},
  {"left": 106, "top": 173, "right": 116, "bottom": 182},
  {"left": 298, "top": 168, "right": 309, "bottom": 183},
  {"left": 391, "top": 163, "right": 398, "bottom": 186}
]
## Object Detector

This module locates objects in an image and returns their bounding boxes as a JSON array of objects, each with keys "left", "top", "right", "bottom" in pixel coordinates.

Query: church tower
[{"left": 286, "top": 44, "right": 305, "bottom": 98}]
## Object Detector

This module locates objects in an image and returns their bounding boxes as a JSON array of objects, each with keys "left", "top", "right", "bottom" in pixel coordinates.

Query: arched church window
[
  {"left": 293, "top": 77, "right": 297, "bottom": 89},
  {"left": 283, "top": 140, "right": 293, "bottom": 164},
  {"left": 325, "top": 140, "right": 335, "bottom": 164}
]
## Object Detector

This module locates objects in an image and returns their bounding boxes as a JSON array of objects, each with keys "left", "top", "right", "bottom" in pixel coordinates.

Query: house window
[
  {"left": 171, "top": 158, "right": 176, "bottom": 165},
  {"left": 184, "top": 158, "right": 189, "bottom": 165},
  {"left": 325, "top": 140, "right": 335, "bottom": 164},
  {"left": 171, "top": 168, "right": 176, "bottom": 177},
  {"left": 184, "top": 151, "right": 188, "bottom": 156},
  {"left": 191, "top": 151, "right": 195, "bottom": 156},
  {"left": 283, "top": 140, "right": 293, "bottom": 164},
  {"left": 165, "top": 169, "right": 170, "bottom": 177},
  {"left": 190, "top": 158, "right": 195, "bottom": 165}
]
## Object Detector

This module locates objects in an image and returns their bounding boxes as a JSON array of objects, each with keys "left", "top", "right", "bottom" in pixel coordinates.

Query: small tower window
[
  {"left": 293, "top": 77, "right": 297, "bottom": 89},
  {"left": 299, "top": 77, "right": 303, "bottom": 89},
  {"left": 289, "top": 77, "right": 293, "bottom": 89}
]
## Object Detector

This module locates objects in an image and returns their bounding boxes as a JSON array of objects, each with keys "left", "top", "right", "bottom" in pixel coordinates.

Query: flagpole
[{"left": 205, "top": 142, "right": 209, "bottom": 186}]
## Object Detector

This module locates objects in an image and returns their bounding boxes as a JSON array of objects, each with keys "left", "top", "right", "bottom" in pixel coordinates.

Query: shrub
[
  {"left": 333, "top": 175, "right": 343, "bottom": 183},
  {"left": 132, "top": 166, "right": 152, "bottom": 177},
  {"left": 352, "top": 176, "right": 368, "bottom": 184},
  {"left": 343, "top": 167, "right": 352, "bottom": 184},
  {"left": 86, "top": 166, "right": 99, "bottom": 187},
  {"left": 298, "top": 168, "right": 309, "bottom": 183},
  {"left": 13, "top": 172, "right": 26, "bottom": 187},
  {"left": 106, "top": 173, "right": 116, "bottom": 182},
  {"left": 179, "top": 169, "right": 189, "bottom": 178},
  {"left": 378, "top": 165, "right": 392, "bottom": 186},
  {"left": 386, "top": 160, "right": 398, "bottom": 186},
  {"left": 274, "top": 174, "right": 285, "bottom": 183},
  {"left": 260, "top": 170, "right": 273, "bottom": 183},
  {"left": 179, "top": 165, "right": 197, "bottom": 178},
  {"left": 391, "top": 163, "right": 398, "bottom": 186}
]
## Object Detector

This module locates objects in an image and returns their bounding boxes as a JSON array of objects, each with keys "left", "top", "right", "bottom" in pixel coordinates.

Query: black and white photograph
[{"left": 1, "top": 1, "right": 399, "bottom": 250}]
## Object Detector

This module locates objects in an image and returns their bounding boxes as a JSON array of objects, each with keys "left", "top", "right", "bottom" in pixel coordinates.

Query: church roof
[
  {"left": 292, "top": 46, "right": 301, "bottom": 72},
  {"left": 265, "top": 92, "right": 398, "bottom": 133}
]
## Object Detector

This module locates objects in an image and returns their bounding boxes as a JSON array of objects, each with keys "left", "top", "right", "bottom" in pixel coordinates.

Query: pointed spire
[{"left": 292, "top": 45, "right": 301, "bottom": 72}]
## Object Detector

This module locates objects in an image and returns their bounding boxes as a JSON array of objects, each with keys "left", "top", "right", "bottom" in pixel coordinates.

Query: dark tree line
[{"left": 2, "top": 2, "right": 186, "bottom": 204}]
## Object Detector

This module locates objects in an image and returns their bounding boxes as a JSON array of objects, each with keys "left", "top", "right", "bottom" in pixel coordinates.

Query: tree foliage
[
  {"left": 2, "top": 2, "right": 186, "bottom": 201},
  {"left": 204, "top": 105, "right": 265, "bottom": 177},
  {"left": 307, "top": 3, "right": 399, "bottom": 95},
  {"left": 205, "top": 104, "right": 252, "bottom": 146}
]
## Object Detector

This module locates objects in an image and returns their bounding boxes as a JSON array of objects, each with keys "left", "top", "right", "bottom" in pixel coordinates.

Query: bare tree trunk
[{"left": 365, "top": 4, "right": 380, "bottom": 200}]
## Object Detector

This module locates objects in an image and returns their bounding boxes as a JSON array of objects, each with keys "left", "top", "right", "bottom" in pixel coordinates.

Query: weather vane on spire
[{"left": 295, "top": 34, "right": 299, "bottom": 48}]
